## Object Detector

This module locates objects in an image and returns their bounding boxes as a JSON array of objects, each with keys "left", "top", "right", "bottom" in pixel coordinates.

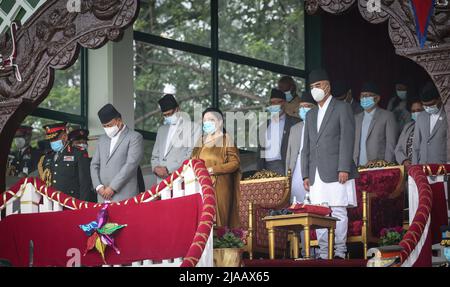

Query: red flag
[{"left": 410, "top": 0, "right": 436, "bottom": 48}]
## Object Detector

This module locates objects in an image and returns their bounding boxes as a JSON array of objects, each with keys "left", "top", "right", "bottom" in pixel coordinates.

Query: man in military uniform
[
  {"left": 68, "top": 128, "right": 89, "bottom": 151},
  {"left": 7, "top": 125, "right": 41, "bottom": 177},
  {"left": 38, "top": 123, "right": 93, "bottom": 201}
]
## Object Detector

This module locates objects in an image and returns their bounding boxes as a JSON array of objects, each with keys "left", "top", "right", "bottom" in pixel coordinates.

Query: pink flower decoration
[{"left": 216, "top": 226, "right": 228, "bottom": 238}]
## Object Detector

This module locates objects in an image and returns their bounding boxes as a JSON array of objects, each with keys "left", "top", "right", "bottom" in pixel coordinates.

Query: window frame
[
  {"left": 134, "top": 0, "right": 320, "bottom": 143},
  {"left": 31, "top": 48, "right": 89, "bottom": 128}
]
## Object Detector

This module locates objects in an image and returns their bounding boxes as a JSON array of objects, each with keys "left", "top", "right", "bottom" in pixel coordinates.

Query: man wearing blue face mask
[
  {"left": 258, "top": 88, "right": 300, "bottom": 175},
  {"left": 354, "top": 82, "right": 399, "bottom": 166},
  {"left": 387, "top": 80, "right": 411, "bottom": 131},
  {"left": 151, "top": 94, "right": 201, "bottom": 183},
  {"left": 278, "top": 76, "right": 301, "bottom": 119},
  {"left": 286, "top": 90, "right": 317, "bottom": 257},
  {"left": 395, "top": 98, "right": 423, "bottom": 167},
  {"left": 38, "top": 123, "right": 92, "bottom": 201},
  {"left": 412, "top": 82, "right": 448, "bottom": 164}
]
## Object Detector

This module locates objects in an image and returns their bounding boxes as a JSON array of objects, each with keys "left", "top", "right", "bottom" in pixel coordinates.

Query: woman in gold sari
[{"left": 191, "top": 108, "right": 241, "bottom": 227}]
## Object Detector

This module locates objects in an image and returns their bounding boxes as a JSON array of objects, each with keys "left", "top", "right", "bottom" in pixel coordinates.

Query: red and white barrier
[
  {"left": 0, "top": 159, "right": 216, "bottom": 267},
  {"left": 401, "top": 164, "right": 449, "bottom": 267}
]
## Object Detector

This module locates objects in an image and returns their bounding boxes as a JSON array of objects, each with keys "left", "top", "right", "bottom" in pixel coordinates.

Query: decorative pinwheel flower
[{"left": 79, "top": 204, "right": 127, "bottom": 263}]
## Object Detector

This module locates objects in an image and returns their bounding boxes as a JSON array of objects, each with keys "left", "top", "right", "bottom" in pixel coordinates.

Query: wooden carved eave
[
  {"left": 0, "top": 0, "right": 139, "bottom": 190},
  {"left": 306, "top": 0, "right": 450, "bottom": 103}
]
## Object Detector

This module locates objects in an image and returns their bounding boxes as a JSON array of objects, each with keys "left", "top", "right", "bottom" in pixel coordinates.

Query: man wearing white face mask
[
  {"left": 7, "top": 125, "right": 41, "bottom": 177},
  {"left": 258, "top": 88, "right": 300, "bottom": 175},
  {"left": 301, "top": 69, "right": 358, "bottom": 259},
  {"left": 91, "top": 104, "right": 144, "bottom": 203},
  {"left": 151, "top": 94, "right": 201, "bottom": 183},
  {"left": 412, "top": 82, "right": 448, "bottom": 164}
]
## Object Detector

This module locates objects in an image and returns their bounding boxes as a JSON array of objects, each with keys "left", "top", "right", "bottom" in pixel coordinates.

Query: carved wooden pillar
[{"left": 0, "top": 0, "right": 140, "bottom": 190}]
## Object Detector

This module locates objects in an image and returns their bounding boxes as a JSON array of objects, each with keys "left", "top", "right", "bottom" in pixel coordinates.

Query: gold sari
[{"left": 191, "top": 133, "right": 241, "bottom": 227}]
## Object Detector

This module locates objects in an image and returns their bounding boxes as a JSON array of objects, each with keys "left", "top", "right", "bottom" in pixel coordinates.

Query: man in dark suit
[
  {"left": 38, "top": 123, "right": 93, "bottom": 201},
  {"left": 301, "top": 69, "right": 358, "bottom": 259},
  {"left": 258, "top": 88, "right": 300, "bottom": 175}
]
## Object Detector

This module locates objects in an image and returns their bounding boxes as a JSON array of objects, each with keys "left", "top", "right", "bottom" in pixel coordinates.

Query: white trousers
[{"left": 316, "top": 206, "right": 348, "bottom": 259}]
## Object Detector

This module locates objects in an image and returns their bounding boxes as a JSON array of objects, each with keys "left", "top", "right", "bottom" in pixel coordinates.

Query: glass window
[
  {"left": 39, "top": 58, "right": 82, "bottom": 115},
  {"left": 219, "top": 61, "right": 305, "bottom": 151},
  {"left": 135, "top": 0, "right": 211, "bottom": 47},
  {"left": 142, "top": 139, "right": 155, "bottom": 167},
  {"left": 219, "top": 0, "right": 305, "bottom": 69},
  {"left": 134, "top": 41, "right": 211, "bottom": 133},
  {"left": 16, "top": 116, "right": 82, "bottom": 148}
]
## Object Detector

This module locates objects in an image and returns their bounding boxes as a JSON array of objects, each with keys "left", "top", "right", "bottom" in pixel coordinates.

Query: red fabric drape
[{"left": 0, "top": 194, "right": 202, "bottom": 267}]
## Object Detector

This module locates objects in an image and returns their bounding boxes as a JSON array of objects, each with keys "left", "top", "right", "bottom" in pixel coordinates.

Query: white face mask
[
  {"left": 14, "top": 137, "right": 26, "bottom": 149},
  {"left": 104, "top": 125, "right": 120, "bottom": 138},
  {"left": 76, "top": 143, "right": 88, "bottom": 150},
  {"left": 311, "top": 88, "right": 326, "bottom": 102}
]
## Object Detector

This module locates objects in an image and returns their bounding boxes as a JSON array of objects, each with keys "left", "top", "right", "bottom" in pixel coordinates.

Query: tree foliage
[{"left": 134, "top": 0, "right": 305, "bottom": 133}]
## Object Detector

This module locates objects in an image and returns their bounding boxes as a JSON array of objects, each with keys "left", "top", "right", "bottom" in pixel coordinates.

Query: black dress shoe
[{"left": 333, "top": 256, "right": 345, "bottom": 260}]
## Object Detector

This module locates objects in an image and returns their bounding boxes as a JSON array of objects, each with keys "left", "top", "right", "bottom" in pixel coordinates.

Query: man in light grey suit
[
  {"left": 91, "top": 104, "right": 144, "bottom": 203},
  {"left": 151, "top": 94, "right": 201, "bottom": 183},
  {"left": 301, "top": 69, "right": 358, "bottom": 259},
  {"left": 412, "top": 82, "right": 448, "bottom": 164},
  {"left": 354, "top": 82, "right": 399, "bottom": 166}
]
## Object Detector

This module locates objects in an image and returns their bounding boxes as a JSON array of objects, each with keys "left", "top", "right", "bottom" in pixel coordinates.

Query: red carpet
[{"left": 243, "top": 259, "right": 368, "bottom": 267}]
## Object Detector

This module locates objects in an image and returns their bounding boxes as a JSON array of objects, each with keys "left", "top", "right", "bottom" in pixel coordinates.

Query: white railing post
[
  {"left": 172, "top": 178, "right": 184, "bottom": 198},
  {"left": 160, "top": 187, "right": 172, "bottom": 200},
  {"left": 40, "top": 196, "right": 54, "bottom": 212},
  {"left": 20, "top": 183, "right": 41, "bottom": 214},
  {"left": 184, "top": 166, "right": 197, "bottom": 196}
]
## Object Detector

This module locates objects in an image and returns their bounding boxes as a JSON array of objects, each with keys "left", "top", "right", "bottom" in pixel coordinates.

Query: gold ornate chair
[{"left": 239, "top": 170, "right": 291, "bottom": 259}]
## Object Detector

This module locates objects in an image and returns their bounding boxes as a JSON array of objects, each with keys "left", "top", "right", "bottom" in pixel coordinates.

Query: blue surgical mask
[
  {"left": 50, "top": 140, "right": 64, "bottom": 152},
  {"left": 424, "top": 105, "right": 440, "bottom": 115},
  {"left": 298, "top": 107, "right": 312, "bottom": 121},
  {"left": 203, "top": 121, "right": 216, "bottom": 134},
  {"left": 285, "top": 91, "right": 293, "bottom": 102},
  {"left": 266, "top": 105, "right": 282, "bottom": 114},
  {"left": 411, "top": 112, "right": 420, "bottom": 121},
  {"left": 360, "top": 97, "right": 376, "bottom": 110},
  {"left": 396, "top": 90, "right": 407, "bottom": 101},
  {"left": 164, "top": 113, "right": 178, "bottom": 125}
]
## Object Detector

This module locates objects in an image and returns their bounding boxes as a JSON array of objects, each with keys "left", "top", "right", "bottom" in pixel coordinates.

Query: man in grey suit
[
  {"left": 332, "top": 80, "right": 363, "bottom": 115},
  {"left": 301, "top": 69, "right": 358, "bottom": 259},
  {"left": 91, "top": 104, "right": 144, "bottom": 203},
  {"left": 395, "top": 98, "right": 424, "bottom": 166},
  {"left": 151, "top": 94, "right": 201, "bottom": 183},
  {"left": 258, "top": 88, "right": 300, "bottom": 175},
  {"left": 412, "top": 82, "right": 448, "bottom": 164},
  {"left": 354, "top": 82, "right": 399, "bottom": 166}
]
